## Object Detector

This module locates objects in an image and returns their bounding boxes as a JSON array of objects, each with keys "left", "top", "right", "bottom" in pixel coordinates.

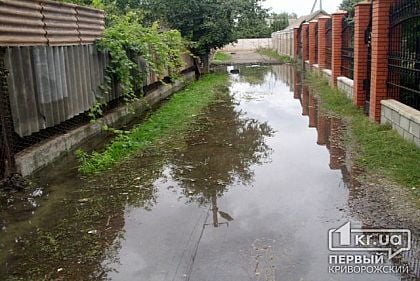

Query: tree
[
  {"left": 270, "top": 12, "right": 289, "bottom": 33},
  {"left": 339, "top": 0, "right": 365, "bottom": 17},
  {"left": 144, "top": 0, "right": 270, "bottom": 72},
  {"left": 234, "top": 0, "right": 272, "bottom": 39}
]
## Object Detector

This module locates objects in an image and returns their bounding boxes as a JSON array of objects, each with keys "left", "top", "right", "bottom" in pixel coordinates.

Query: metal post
[{"left": 0, "top": 47, "right": 16, "bottom": 179}]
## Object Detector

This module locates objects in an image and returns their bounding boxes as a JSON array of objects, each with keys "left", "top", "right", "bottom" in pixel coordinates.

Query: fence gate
[
  {"left": 341, "top": 17, "right": 354, "bottom": 79},
  {"left": 363, "top": 6, "right": 373, "bottom": 114},
  {"left": 388, "top": 0, "right": 420, "bottom": 110}
]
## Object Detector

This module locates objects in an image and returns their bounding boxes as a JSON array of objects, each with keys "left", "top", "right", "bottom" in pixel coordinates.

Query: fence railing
[
  {"left": 341, "top": 17, "right": 354, "bottom": 79},
  {"left": 387, "top": 0, "right": 420, "bottom": 110},
  {"left": 325, "top": 18, "right": 332, "bottom": 70},
  {"left": 363, "top": 6, "right": 373, "bottom": 114},
  {"left": 315, "top": 22, "right": 319, "bottom": 63}
]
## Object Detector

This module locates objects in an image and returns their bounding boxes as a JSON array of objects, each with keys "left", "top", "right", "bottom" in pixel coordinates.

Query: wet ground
[
  {"left": 0, "top": 65, "right": 418, "bottom": 280},
  {"left": 214, "top": 50, "right": 280, "bottom": 65}
]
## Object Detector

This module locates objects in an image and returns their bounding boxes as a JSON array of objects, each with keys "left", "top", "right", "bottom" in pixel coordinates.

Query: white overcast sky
[{"left": 262, "top": 0, "right": 342, "bottom": 17}]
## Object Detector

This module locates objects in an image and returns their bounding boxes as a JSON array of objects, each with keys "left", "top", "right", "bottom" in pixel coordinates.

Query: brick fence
[{"left": 275, "top": 0, "right": 420, "bottom": 147}]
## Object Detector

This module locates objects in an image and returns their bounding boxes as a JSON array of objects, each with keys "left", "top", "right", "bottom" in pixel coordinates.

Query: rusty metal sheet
[
  {"left": 0, "top": 0, "right": 105, "bottom": 46},
  {"left": 41, "top": 1, "right": 80, "bottom": 45},
  {"left": 76, "top": 6, "right": 105, "bottom": 44},
  {"left": 0, "top": 0, "right": 47, "bottom": 46}
]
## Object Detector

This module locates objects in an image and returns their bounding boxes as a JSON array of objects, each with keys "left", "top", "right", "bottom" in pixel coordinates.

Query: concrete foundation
[{"left": 381, "top": 99, "right": 420, "bottom": 148}]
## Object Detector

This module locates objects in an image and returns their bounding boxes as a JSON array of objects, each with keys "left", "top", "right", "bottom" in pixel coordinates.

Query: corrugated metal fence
[
  {"left": 3, "top": 46, "right": 194, "bottom": 137},
  {"left": 0, "top": 0, "right": 195, "bottom": 179},
  {"left": 4, "top": 45, "right": 109, "bottom": 137},
  {"left": 0, "top": 0, "right": 105, "bottom": 46}
]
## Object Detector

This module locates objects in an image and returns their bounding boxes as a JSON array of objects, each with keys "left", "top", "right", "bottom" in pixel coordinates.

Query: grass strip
[
  {"left": 256, "top": 48, "right": 294, "bottom": 63},
  {"left": 78, "top": 73, "right": 228, "bottom": 174},
  {"left": 307, "top": 74, "right": 420, "bottom": 198}
]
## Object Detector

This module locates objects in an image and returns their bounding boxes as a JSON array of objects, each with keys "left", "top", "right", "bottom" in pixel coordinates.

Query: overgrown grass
[
  {"left": 78, "top": 73, "right": 229, "bottom": 174},
  {"left": 256, "top": 48, "right": 294, "bottom": 63},
  {"left": 307, "top": 74, "right": 420, "bottom": 198},
  {"left": 212, "top": 51, "right": 232, "bottom": 64}
]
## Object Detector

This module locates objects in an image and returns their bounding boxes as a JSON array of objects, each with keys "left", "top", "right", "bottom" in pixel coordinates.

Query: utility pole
[{"left": 311, "top": 0, "right": 323, "bottom": 13}]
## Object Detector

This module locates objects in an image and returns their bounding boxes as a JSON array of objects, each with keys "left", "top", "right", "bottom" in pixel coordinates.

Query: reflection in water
[
  {"left": 290, "top": 67, "right": 419, "bottom": 281},
  {"left": 234, "top": 66, "right": 272, "bottom": 85},
  {"left": 170, "top": 93, "right": 274, "bottom": 207}
]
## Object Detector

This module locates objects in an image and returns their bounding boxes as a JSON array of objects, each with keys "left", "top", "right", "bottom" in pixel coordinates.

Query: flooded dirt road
[{"left": 1, "top": 65, "right": 416, "bottom": 280}]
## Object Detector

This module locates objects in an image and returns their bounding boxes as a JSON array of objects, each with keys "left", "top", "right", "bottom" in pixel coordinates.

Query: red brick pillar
[
  {"left": 293, "top": 27, "right": 299, "bottom": 58},
  {"left": 302, "top": 85, "right": 309, "bottom": 116},
  {"left": 309, "top": 20, "right": 318, "bottom": 65},
  {"left": 370, "top": 0, "right": 393, "bottom": 121},
  {"left": 331, "top": 11, "right": 347, "bottom": 87},
  {"left": 317, "top": 112, "right": 328, "bottom": 145},
  {"left": 302, "top": 23, "right": 309, "bottom": 62},
  {"left": 317, "top": 16, "right": 330, "bottom": 70},
  {"left": 353, "top": 2, "right": 372, "bottom": 108},
  {"left": 308, "top": 93, "right": 317, "bottom": 128}
]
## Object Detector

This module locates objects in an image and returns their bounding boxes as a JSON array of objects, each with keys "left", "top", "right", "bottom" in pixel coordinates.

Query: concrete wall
[
  {"left": 272, "top": 29, "right": 294, "bottom": 58},
  {"left": 381, "top": 99, "right": 420, "bottom": 147},
  {"left": 322, "top": 69, "right": 332, "bottom": 80},
  {"left": 337, "top": 76, "right": 354, "bottom": 100},
  {"left": 221, "top": 38, "right": 272, "bottom": 52}
]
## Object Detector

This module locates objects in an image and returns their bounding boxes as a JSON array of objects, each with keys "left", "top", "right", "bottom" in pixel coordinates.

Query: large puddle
[{"left": 0, "top": 65, "right": 416, "bottom": 280}]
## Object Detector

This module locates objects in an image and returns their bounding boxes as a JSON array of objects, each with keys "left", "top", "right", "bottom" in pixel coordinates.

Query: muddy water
[{"left": 0, "top": 65, "right": 409, "bottom": 280}]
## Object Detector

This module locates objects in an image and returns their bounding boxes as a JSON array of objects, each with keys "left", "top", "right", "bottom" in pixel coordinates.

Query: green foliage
[
  {"left": 270, "top": 12, "right": 289, "bottom": 33},
  {"left": 339, "top": 0, "right": 364, "bottom": 17},
  {"left": 234, "top": 0, "right": 271, "bottom": 39},
  {"left": 307, "top": 74, "right": 420, "bottom": 197},
  {"left": 96, "top": 12, "right": 185, "bottom": 104},
  {"left": 144, "top": 0, "right": 271, "bottom": 60},
  {"left": 77, "top": 73, "right": 229, "bottom": 174}
]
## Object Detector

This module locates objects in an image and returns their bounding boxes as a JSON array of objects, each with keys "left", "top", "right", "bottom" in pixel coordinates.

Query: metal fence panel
[
  {"left": 388, "top": 0, "right": 420, "bottom": 110},
  {"left": 0, "top": 0, "right": 104, "bottom": 46},
  {"left": 0, "top": 0, "right": 47, "bottom": 46},
  {"left": 4, "top": 45, "right": 111, "bottom": 137},
  {"left": 41, "top": 1, "right": 80, "bottom": 45},
  {"left": 76, "top": 6, "right": 105, "bottom": 44}
]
